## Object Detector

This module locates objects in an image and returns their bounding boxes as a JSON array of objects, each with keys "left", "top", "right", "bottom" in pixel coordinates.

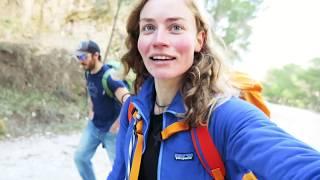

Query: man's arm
[
  {"left": 114, "top": 87, "right": 131, "bottom": 104},
  {"left": 109, "top": 87, "right": 130, "bottom": 134},
  {"left": 108, "top": 75, "right": 131, "bottom": 133},
  {"left": 106, "top": 73, "right": 131, "bottom": 104}
]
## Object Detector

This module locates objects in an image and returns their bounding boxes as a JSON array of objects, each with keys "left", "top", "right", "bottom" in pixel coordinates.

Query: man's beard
[{"left": 83, "top": 61, "right": 95, "bottom": 71}]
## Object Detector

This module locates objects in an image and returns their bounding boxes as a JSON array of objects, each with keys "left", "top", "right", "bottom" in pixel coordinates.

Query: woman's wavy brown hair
[{"left": 122, "top": 0, "right": 235, "bottom": 127}]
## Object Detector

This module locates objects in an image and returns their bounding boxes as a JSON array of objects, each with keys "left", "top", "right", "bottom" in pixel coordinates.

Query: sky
[{"left": 237, "top": 0, "right": 320, "bottom": 80}]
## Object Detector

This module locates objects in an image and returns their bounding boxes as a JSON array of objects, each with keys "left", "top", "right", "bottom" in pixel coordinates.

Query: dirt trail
[
  {"left": 0, "top": 133, "right": 111, "bottom": 180},
  {"left": 0, "top": 104, "right": 319, "bottom": 180},
  {"left": 270, "top": 103, "right": 320, "bottom": 151}
]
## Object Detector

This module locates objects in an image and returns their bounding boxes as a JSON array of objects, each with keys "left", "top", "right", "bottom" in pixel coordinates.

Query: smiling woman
[
  {"left": 137, "top": 0, "right": 203, "bottom": 81},
  {"left": 108, "top": 0, "right": 320, "bottom": 179}
]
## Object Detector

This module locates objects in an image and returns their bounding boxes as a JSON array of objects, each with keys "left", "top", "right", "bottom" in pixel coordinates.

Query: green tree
[
  {"left": 205, "top": 0, "right": 262, "bottom": 61},
  {"left": 264, "top": 64, "right": 305, "bottom": 106},
  {"left": 263, "top": 58, "right": 320, "bottom": 111},
  {"left": 298, "top": 58, "right": 320, "bottom": 110}
]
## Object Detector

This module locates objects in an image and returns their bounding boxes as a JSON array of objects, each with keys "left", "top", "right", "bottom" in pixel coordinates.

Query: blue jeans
[{"left": 74, "top": 120, "right": 116, "bottom": 180}]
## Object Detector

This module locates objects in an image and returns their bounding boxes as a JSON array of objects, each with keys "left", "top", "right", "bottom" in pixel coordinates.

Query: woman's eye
[
  {"left": 170, "top": 24, "right": 183, "bottom": 32},
  {"left": 141, "top": 24, "right": 155, "bottom": 32}
]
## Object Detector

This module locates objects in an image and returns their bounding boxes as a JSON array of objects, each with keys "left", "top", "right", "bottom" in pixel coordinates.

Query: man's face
[{"left": 77, "top": 52, "right": 96, "bottom": 71}]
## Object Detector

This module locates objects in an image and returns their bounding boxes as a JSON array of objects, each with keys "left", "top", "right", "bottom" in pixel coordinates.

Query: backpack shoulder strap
[
  {"left": 127, "top": 102, "right": 225, "bottom": 180},
  {"left": 101, "top": 66, "right": 115, "bottom": 98},
  {"left": 191, "top": 126, "right": 225, "bottom": 180},
  {"left": 128, "top": 102, "right": 136, "bottom": 122},
  {"left": 84, "top": 70, "right": 89, "bottom": 80},
  {"left": 127, "top": 99, "right": 258, "bottom": 179}
]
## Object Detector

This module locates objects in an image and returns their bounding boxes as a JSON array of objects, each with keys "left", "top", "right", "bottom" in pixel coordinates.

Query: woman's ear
[{"left": 195, "top": 30, "right": 205, "bottom": 52}]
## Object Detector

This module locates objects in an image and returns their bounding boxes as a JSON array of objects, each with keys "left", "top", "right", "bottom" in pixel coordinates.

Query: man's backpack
[
  {"left": 127, "top": 72, "right": 270, "bottom": 180},
  {"left": 85, "top": 62, "right": 131, "bottom": 98},
  {"left": 85, "top": 65, "right": 114, "bottom": 98}
]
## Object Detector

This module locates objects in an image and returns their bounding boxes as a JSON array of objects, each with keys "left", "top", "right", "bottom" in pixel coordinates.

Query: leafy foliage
[
  {"left": 205, "top": 0, "right": 262, "bottom": 61},
  {"left": 263, "top": 58, "right": 320, "bottom": 112}
]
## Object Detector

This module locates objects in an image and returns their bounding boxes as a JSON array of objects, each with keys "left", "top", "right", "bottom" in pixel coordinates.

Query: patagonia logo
[{"left": 174, "top": 153, "right": 194, "bottom": 161}]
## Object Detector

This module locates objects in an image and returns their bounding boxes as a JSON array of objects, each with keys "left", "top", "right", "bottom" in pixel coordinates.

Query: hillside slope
[{"left": 0, "top": 41, "right": 86, "bottom": 137}]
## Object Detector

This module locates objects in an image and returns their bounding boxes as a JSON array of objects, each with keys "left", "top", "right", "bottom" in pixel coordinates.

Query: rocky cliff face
[
  {"left": 0, "top": 0, "right": 137, "bottom": 93},
  {"left": 0, "top": 0, "right": 113, "bottom": 38},
  {"left": 0, "top": 41, "right": 83, "bottom": 97},
  {"left": 0, "top": 0, "right": 131, "bottom": 56},
  {"left": 0, "top": 41, "right": 85, "bottom": 137}
]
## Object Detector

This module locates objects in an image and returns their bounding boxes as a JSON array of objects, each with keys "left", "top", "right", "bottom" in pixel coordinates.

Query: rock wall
[
  {"left": 0, "top": 41, "right": 84, "bottom": 100},
  {"left": 0, "top": 0, "right": 134, "bottom": 60}
]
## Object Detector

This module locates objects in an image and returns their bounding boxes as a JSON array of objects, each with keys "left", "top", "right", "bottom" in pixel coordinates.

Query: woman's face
[{"left": 138, "top": 0, "right": 203, "bottom": 80}]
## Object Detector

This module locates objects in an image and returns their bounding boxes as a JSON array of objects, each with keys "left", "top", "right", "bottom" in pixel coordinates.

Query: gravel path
[
  {"left": 270, "top": 103, "right": 320, "bottom": 151},
  {"left": 0, "top": 133, "right": 112, "bottom": 180},
  {"left": 0, "top": 104, "right": 319, "bottom": 180}
]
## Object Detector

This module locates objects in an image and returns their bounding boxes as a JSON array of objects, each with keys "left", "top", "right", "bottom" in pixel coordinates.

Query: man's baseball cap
[{"left": 75, "top": 40, "right": 100, "bottom": 59}]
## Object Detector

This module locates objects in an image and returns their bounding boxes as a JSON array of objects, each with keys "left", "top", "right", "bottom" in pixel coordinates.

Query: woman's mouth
[{"left": 150, "top": 55, "right": 176, "bottom": 61}]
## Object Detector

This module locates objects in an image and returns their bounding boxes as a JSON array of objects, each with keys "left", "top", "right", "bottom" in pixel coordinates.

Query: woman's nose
[{"left": 152, "top": 28, "right": 169, "bottom": 48}]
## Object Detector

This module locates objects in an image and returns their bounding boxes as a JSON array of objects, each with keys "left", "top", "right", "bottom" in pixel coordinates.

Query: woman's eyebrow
[
  {"left": 139, "top": 17, "right": 186, "bottom": 23},
  {"left": 166, "top": 17, "right": 186, "bottom": 22},
  {"left": 139, "top": 18, "right": 154, "bottom": 23}
]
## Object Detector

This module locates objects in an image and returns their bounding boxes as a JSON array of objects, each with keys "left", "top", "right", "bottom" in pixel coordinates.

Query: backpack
[
  {"left": 127, "top": 72, "right": 270, "bottom": 180},
  {"left": 85, "top": 62, "right": 131, "bottom": 99},
  {"left": 230, "top": 71, "right": 270, "bottom": 117}
]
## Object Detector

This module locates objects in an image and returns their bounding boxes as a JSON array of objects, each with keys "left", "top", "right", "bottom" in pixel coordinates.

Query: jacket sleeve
[
  {"left": 107, "top": 97, "right": 130, "bottom": 180},
  {"left": 211, "top": 98, "right": 320, "bottom": 179}
]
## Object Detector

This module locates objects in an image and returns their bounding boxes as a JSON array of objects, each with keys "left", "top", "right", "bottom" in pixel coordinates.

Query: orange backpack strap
[
  {"left": 161, "top": 120, "right": 190, "bottom": 140},
  {"left": 191, "top": 126, "right": 225, "bottom": 180},
  {"left": 128, "top": 102, "right": 136, "bottom": 122},
  {"left": 127, "top": 102, "right": 225, "bottom": 179},
  {"left": 126, "top": 102, "right": 144, "bottom": 180},
  {"left": 130, "top": 118, "right": 144, "bottom": 180}
]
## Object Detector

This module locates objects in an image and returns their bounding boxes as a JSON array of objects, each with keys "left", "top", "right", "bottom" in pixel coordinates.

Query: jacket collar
[{"left": 131, "top": 77, "right": 186, "bottom": 119}]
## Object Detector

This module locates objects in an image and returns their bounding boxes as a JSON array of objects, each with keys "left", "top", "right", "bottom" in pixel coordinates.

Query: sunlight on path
[
  {"left": 0, "top": 133, "right": 112, "bottom": 180},
  {"left": 269, "top": 103, "right": 320, "bottom": 151}
]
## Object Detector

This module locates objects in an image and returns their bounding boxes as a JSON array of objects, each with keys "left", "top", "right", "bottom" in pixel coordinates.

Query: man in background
[{"left": 73, "top": 40, "right": 130, "bottom": 180}]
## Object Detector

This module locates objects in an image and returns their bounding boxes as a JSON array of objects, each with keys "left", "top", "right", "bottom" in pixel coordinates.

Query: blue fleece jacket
[{"left": 108, "top": 77, "right": 320, "bottom": 180}]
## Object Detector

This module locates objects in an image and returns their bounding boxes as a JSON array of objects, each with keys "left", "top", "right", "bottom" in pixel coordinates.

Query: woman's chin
[{"left": 152, "top": 73, "right": 183, "bottom": 81}]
